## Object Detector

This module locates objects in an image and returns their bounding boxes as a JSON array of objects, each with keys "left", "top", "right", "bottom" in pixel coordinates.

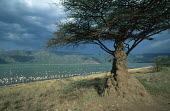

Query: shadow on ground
[{"left": 62, "top": 77, "right": 108, "bottom": 97}]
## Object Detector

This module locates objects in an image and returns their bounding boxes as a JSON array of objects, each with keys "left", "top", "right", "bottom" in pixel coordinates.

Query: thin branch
[
  {"left": 145, "top": 29, "right": 167, "bottom": 38},
  {"left": 126, "top": 29, "right": 165, "bottom": 55},
  {"left": 126, "top": 38, "right": 144, "bottom": 55},
  {"left": 124, "top": 42, "right": 130, "bottom": 50},
  {"left": 91, "top": 40, "right": 113, "bottom": 55},
  {"left": 96, "top": 39, "right": 113, "bottom": 54},
  {"left": 99, "top": 11, "right": 108, "bottom": 27}
]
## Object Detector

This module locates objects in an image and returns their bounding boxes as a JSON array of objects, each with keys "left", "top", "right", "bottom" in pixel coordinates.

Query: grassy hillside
[
  {"left": 128, "top": 53, "right": 170, "bottom": 63},
  {"left": 0, "top": 50, "right": 104, "bottom": 64},
  {"left": 0, "top": 67, "right": 169, "bottom": 111},
  {"left": 0, "top": 50, "right": 170, "bottom": 64},
  {"left": 31, "top": 51, "right": 101, "bottom": 64}
]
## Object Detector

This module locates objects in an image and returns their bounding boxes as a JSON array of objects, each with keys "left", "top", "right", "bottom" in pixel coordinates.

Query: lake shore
[
  {"left": 1, "top": 66, "right": 153, "bottom": 87},
  {"left": 0, "top": 66, "right": 169, "bottom": 111}
]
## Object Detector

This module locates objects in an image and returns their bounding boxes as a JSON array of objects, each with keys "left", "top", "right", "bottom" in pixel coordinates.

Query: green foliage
[
  {"left": 135, "top": 67, "right": 170, "bottom": 99},
  {"left": 59, "top": 77, "right": 107, "bottom": 99},
  {"left": 0, "top": 50, "right": 107, "bottom": 64},
  {"left": 152, "top": 56, "right": 168, "bottom": 72},
  {"left": 58, "top": 79, "right": 90, "bottom": 101},
  {"left": 0, "top": 66, "right": 170, "bottom": 110},
  {"left": 86, "top": 94, "right": 96, "bottom": 100},
  {"left": 48, "top": 0, "right": 170, "bottom": 55}
]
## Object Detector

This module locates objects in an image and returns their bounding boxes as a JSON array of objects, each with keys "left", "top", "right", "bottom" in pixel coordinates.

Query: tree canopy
[
  {"left": 47, "top": 0, "right": 170, "bottom": 101},
  {"left": 152, "top": 56, "right": 169, "bottom": 71},
  {"left": 47, "top": 0, "right": 170, "bottom": 55}
]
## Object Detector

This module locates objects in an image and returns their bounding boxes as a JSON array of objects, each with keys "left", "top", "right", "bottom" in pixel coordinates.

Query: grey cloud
[
  {"left": 150, "top": 39, "right": 170, "bottom": 48},
  {"left": 0, "top": 0, "right": 65, "bottom": 50},
  {"left": 132, "top": 33, "right": 170, "bottom": 54},
  {"left": 0, "top": 0, "right": 169, "bottom": 54},
  {"left": 148, "top": 38, "right": 170, "bottom": 53}
]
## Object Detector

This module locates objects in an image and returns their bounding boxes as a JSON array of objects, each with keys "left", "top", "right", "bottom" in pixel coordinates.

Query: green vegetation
[
  {"left": 1, "top": 50, "right": 170, "bottom": 64},
  {"left": 61, "top": 66, "right": 170, "bottom": 100},
  {"left": 128, "top": 53, "right": 170, "bottom": 63},
  {"left": 0, "top": 50, "right": 169, "bottom": 87},
  {"left": 152, "top": 56, "right": 170, "bottom": 72},
  {"left": 60, "top": 78, "right": 107, "bottom": 98},
  {"left": 0, "top": 80, "right": 61, "bottom": 111},
  {"left": 0, "top": 50, "right": 104, "bottom": 64},
  {"left": 132, "top": 67, "right": 170, "bottom": 99},
  {"left": 0, "top": 66, "right": 170, "bottom": 111}
]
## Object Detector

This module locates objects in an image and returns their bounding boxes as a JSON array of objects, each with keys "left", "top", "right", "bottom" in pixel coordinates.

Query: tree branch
[
  {"left": 126, "top": 38, "right": 144, "bottom": 55},
  {"left": 124, "top": 42, "right": 130, "bottom": 50},
  {"left": 91, "top": 40, "right": 113, "bottom": 55},
  {"left": 97, "top": 39, "right": 113, "bottom": 54},
  {"left": 126, "top": 26, "right": 169, "bottom": 55}
]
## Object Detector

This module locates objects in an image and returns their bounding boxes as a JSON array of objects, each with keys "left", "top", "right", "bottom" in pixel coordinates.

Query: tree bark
[
  {"left": 111, "top": 42, "right": 130, "bottom": 82},
  {"left": 102, "top": 41, "right": 154, "bottom": 104}
]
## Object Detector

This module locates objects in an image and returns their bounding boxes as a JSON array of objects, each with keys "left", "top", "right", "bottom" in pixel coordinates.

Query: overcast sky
[{"left": 0, "top": 0, "right": 169, "bottom": 54}]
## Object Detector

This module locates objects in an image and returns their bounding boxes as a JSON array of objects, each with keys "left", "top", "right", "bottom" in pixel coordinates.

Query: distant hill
[
  {"left": 0, "top": 50, "right": 170, "bottom": 64},
  {"left": 0, "top": 50, "right": 104, "bottom": 64},
  {"left": 128, "top": 53, "right": 170, "bottom": 63}
]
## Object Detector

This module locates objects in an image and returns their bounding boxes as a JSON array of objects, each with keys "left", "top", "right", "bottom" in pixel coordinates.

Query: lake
[{"left": 0, "top": 63, "right": 152, "bottom": 86}]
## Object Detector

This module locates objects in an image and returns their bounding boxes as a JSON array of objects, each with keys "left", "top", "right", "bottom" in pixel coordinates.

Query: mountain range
[{"left": 0, "top": 50, "right": 170, "bottom": 64}]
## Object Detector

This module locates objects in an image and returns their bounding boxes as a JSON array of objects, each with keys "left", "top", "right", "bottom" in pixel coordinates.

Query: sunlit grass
[
  {"left": 131, "top": 67, "right": 170, "bottom": 99},
  {"left": 0, "top": 66, "right": 169, "bottom": 110}
]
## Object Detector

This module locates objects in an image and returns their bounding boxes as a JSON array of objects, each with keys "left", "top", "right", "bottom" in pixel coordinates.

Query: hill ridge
[{"left": 0, "top": 50, "right": 170, "bottom": 64}]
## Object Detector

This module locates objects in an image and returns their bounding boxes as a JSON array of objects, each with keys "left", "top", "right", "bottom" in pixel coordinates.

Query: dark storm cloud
[
  {"left": 144, "top": 33, "right": 170, "bottom": 53},
  {"left": 132, "top": 31, "right": 170, "bottom": 54},
  {"left": 0, "top": 0, "right": 65, "bottom": 50},
  {"left": 0, "top": 0, "right": 169, "bottom": 54}
]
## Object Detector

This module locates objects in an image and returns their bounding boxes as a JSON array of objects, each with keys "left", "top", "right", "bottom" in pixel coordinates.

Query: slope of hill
[
  {"left": 0, "top": 50, "right": 170, "bottom": 64},
  {"left": 128, "top": 53, "right": 170, "bottom": 63},
  {"left": 0, "top": 50, "right": 103, "bottom": 64}
]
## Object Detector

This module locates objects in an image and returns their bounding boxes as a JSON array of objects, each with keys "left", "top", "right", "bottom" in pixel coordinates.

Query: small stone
[
  {"left": 116, "top": 104, "right": 119, "bottom": 107},
  {"left": 98, "top": 104, "right": 102, "bottom": 108}
]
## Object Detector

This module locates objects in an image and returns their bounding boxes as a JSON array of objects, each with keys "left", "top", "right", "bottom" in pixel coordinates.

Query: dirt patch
[{"left": 56, "top": 86, "right": 170, "bottom": 111}]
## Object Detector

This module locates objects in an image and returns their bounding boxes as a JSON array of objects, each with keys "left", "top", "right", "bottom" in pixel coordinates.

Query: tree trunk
[
  {"left": 111, "top": 42, "right": 129, "bottom": 83},
  {"left": 102, "top": 42, "right": 153, "bottom": 104}
]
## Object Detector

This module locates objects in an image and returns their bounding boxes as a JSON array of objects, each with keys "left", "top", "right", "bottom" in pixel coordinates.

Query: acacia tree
[
  {"left": 47, "top": 0, "right": 170, "bottom": 102},
  {"left": 152, "top": 56, "right": 168, "bottom": 72}
]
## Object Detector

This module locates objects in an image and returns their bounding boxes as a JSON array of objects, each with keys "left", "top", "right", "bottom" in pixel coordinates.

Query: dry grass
[{"left": 0, "top": 67, "right": 170, "bottom": 111}]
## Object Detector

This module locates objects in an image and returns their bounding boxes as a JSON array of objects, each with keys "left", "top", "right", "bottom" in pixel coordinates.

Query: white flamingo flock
[{"left": 0, "top": 70, "right": 105, "bottom": 86}]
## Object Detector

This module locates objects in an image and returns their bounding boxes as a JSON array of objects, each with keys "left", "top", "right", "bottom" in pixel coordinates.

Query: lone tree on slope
[
  {"left": 47, "top": 0, "right": 170, "bottom": 102},
  {"left": 152, "top": 56, "right": 168, "bottom": 72}
]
